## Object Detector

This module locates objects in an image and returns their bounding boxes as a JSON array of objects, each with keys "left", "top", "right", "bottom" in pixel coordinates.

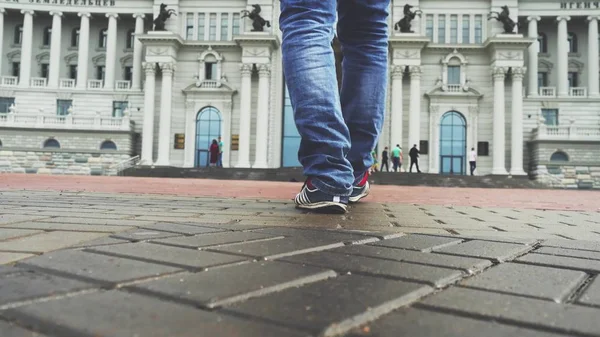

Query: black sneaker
[
  {"left": 294, "top": 179, "right": 348, "bottom": 213},
  {"left": 349, "top": 172, "right": 370, "bottom": 203}
]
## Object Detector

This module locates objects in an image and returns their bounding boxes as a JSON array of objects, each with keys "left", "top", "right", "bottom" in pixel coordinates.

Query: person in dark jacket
[
  {"left": 381, "top": 147, "right": 389, "bottom": 172},
  {"left": 409, "top": 144, "right": 421, "bottom": 173},
  {"left": 209, "top": 139, "right": 219, "bottom": 167}
]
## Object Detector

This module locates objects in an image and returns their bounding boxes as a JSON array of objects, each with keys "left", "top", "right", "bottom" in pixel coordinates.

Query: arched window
[
  {"left": 538, "top": 33, "right": 547, "bottom": 53},
  {"left": 71, "top": 27, "right": 80, "bottom": 47},
  {"left": 99, "top": 28, "right": 107, "bottom": 48},
  {"left": 14, "top": 25, "right": 23, "bottom": 45},
  {"left": 568, "top": 33, "right": 577, "bottom": 53},
  {"left": 43, "top": 138, "right": 60, "bottom": 149},
  {"left": 548, "top": 151, "right": 568, "bottom": 175},
  {"left": 550, "top": 151, "right": 569, "bottom": 162},
  {"left": 43, "top": 27, "right": 52, "bottom": 46},
  {"left": 100, "top": 140, "right": 117, "bottom": 150},
  {"left": 126, "top": 29, "right": 135, "bottom": 49}
]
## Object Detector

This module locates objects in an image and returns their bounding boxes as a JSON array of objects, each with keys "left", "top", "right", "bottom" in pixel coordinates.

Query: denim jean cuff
[
  {"left": 311, "top": 177, "right": 352, "bottom": 196},
  {"left": 353, "top": 171, "right": 367, "bottom": 185}
]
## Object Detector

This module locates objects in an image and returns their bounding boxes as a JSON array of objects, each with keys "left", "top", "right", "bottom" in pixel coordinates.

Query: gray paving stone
[
  {"left": 181, "top": 222, "right": 268, "bottom": 231},
  {"left": 40, "top": 217, "right": 153, "bottom": 227},
  {"left": 536, "top": 246, "right": 600, "bottom": 260},
  {"left": 68, "top": 236, "right": 132, "bottom": 249},
  {"left": 250, "top": 227, "right": 380, "bottom": 244},
  {"left": 542, "top": 239, "right": 600, "bottom": 252},
  {"left": 0, "top": 253, "right": 36, "bottom": 265},
  {"left": 110, "top": 229, "right": 183, "bottom": 241},
  {"left": 516, "top": 253, "right": 600, "bottom": 273},
  {"left": 87, "top": 242, "right": 248, "bottom": 270},
  {"left": 152, "top": 231, "right": 282, "bottom": 249},
  {"left": 369, "top": 234, "right": 463, "bottom": 252},
  {"left": 0, "top": 268, "right": 94, "bottom": 306},
  {"left": 226, "top": 274, "right": 432, "bottom": 336},
  {"left": 330, "top": 244, "right": 493, "bottom": 274},
  {"left": 0, "top": 228, "right": 43, "bottom": 241},
  {"left": 416, "top": 287, "right": 600, "bottom": 336},
  {"left": 281, "top": 251, "right": 464, "bottom": 288},
  {"left": 2, "top": 290, "right": 309, "bottom": 337},
  {"left": 345, "top": 308, "right": 564, "bottom": 337},
  {"left": 17, "top": 250, "right": 182, "bottom": 286},
  {"left": 433, "top": 240, "right": 533, "bottom": 262},
  {"left": 0, "top": 231, "right": 108, "bottom": 253},
  {"left": 137, "top": 222, "right": 227, "bottom": 235},
  {"left": 4, "top": 222, "right": 132, "bottom": 233},
  {"left": 460, "top": 262, "right": 587, "bottom": 302},
  {"left": 577, "top": 277, "right": 600, "bottom": 307},
  {"left": 0, "top": 320, "right": 50, "bottom": 337},
  {"left": 130, "top": 261, "right": 336, "bottom": 308},
  {"left": 209, "top": 237, "right": 347, "bottom": 260},
  {"left": 0, "top": 215, "right": 50, "bottom": 225}
]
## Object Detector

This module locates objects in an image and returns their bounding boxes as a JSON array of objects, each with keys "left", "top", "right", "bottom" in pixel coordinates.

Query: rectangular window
[
  {"left": 438, "top": 15, "right": 446, "bottom": 43},
  {"left": 0, "top": 97, "right": 15, "bottom": 114},
  {"left": 197, "top": 13, "right": 205, "bottom": 40},
  {"left": 220, "top": 13, "right": 229, "bottom": 40},
  {"left": 124, "top": 66, "right": 133, "bottom": 81},
  {"left": 209, "top": 13, "right": 217, "bottom": 40},
  {"left": 69, "top": 65, "right": 77, "bottom": 80},
  {"left": 186, "top": 13, "right": 194, "bottom": 39},
  {"left": 462, "top": 15, "right": 470, "bottom": 43},
  {"left": 474, "top": 15, "right": 482, "bottom": 43},
  {"left": 425, "top": 14, "right": 433, "bottom": 39},
  {"left": 112, "top": 101, "right": 128, "bottom": 118},
  {"left": 96, "top": 66, "right": 105, "bottom": 81},
  {"left": 41, "top": 63, "right": 49, "bottom": 79},
  {"left": 205, "top": 62, "right": 217, "bottom": 80},
  {"left": 12, "top": 62, "right": 20, "bottom": 77},
  {"left": 541, "top": 109, "right": 558, "bottom": 126},
  {"left": 56, "top": 99, "right": 72, "bottom": 116},
  {"left": 447, "top": 66, "right": 460, "bottom": 84},
  {"left": 232, "top": 13, "right": 240, "bottom": 35},
  {"left": 568, "top": 72, "right": 578, "bottom": 87},
  {"left": 537, "top": 72, "right": 548, "bottom": 87},
  {"left": 450, "top": 15, "right": 457, "bottom": 43}
]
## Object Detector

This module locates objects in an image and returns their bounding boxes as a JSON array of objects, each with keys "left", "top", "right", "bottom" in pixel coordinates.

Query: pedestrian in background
[
  {"left": 381, "top": 146, "right": 389, "bottom": 172},
  {"left": 391, "top": 144, "right": 402, "bottom": 172},
  {"left": 469, "top": 147, "right": 477, "bottom": 175},
  {"left": 409, "top": 144, "right": 421, "bottom": 173}
]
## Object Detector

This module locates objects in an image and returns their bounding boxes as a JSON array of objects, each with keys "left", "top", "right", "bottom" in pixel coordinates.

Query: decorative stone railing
[
  {"left": 0, "top": 113, "right": 132, "bottom": 131},
  {"left": 88, "top": 80, "right": 103, "bottom": 89},
  {"left": 30, "top": 77, "right": 47, "bottom": 88},
  {"left": 569, "top": 87, "right": 587, "bottom": 97},
  {"left": 1, "top": 76, "right": 18, "bottom": 87},
  {"left": 539, "top": 87, "right": 556, "bottom": 97},
  {"left": 532, "top": 125, "right": 600, "bottom": 141},
  {"left": 59, "top": 78, "right": 76, "bottom": 88},
  {"left": 446, "top": 84, "right": 462, "bottom": 92},
  {"left": 116, "top": 80, "right": 131, "bottom": 91},
  {"left": 0, "top": 77, "right": 134, "bottom": 91},
  {"left": 198, "top": 80, "right": 221, "bottom": 88}
]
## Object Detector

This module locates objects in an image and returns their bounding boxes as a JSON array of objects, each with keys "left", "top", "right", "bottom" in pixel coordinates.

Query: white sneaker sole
[
  {"left": 296, "top": 201, "right": 348, "bottom": 213},
  {"left": 349, "top": 181, "right": 370, "bottom": 203}
]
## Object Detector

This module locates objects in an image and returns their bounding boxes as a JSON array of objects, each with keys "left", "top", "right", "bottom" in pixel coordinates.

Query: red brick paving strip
[{"left": 0, "top": 173, "right": 598, "bottom": 212}]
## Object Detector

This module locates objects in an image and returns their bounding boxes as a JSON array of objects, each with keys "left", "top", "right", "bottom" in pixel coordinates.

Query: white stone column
[
  {"left": 408, "top": 66, "right": 421, "bottom": 150},
  {"left": 155, "top": 62, "right": 175, "bottom": 166},
  {"left": 527, "top": 16, "right": 540, "bottom": 97},
  {"left": 48, "top": 11, "right": 63, "bottom": 88},
  {"left": 0, "top": 9, "right": 5, "bottom": 77},
  {"left": 510, "top": 67, "right": 526, "bottom": 176},
  {"left": 253, "top": 64, "right": 271, "bottom": 168},
  {"left": 491, "top": 67, "right": 508, "bottom": 175},
  {"left": 556, "top": 16, "right": 570, "bottom": 97},
  {"left": 104, "top": 13, "right": 118, "bottom": 89},
  {"left": 236, "top": 63, "right": 253, "bottom": 168},
  {"left": 132, "top": 14, "right": 145, "bottom": 90},
  {"left": 76, "top": 12, "right": 91, "bottom": 89},
  {"left": 19, "top": 10, "right": 35, "bottom": 87},
  {"left": 588, "top": 16, "right": 599, "bottom": 97},
  {"left": 141, "top": 62, "right": 156, "bottom": 164},
  {"left": 390, "top": 65, "right": 404, "bottom": 149}
]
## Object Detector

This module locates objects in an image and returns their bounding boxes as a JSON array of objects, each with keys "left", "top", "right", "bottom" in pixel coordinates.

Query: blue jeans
[{"left": 280, "top": 0, "right": 390, "bottom": 196}]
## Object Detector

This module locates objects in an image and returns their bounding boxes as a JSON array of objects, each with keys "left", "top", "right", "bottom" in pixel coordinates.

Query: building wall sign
[
  {"left": 2, "top": 0, "right": 116, "bottom": 6},
  {"left": 560, "top": 2, "right": 600, "bottom": 9}
]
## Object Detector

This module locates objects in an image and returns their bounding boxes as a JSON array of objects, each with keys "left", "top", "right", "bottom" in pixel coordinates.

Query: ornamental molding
[
  {"left": 441, "top": 49, "right": 468, "bottom": 64},
  {"left": 63, "top": 52, "right": 78, "bottom": 65},
  {"left": 6, "top": 50, "right": 21, "bottom": 61},
  {"left": 92, "top": 54, "right": 106, "bottom": 66},
  {"left": 35, "top": 51, "right": 50, "bottom": 64},
  {"left": 199, "top": 46, "right": 223, "bottom": 62}
]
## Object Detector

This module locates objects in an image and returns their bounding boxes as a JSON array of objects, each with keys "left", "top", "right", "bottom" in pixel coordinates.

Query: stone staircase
[{"left": 123, "top": 166, "right": 549, "bottom": 189}]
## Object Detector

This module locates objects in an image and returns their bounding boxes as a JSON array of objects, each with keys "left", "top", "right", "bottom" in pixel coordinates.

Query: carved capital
[
  {"left": 240, "top": 63, "right": 253, "bottom": 75},
  {"left": 133, "top": 13, "right": 146, "bottom": 20},
  {"left": 257, "top": 64, "right": 271, "bottom": 76},
  {"left": 492, "top": 66, "right": 506, "bottom": 79},
  {"left": 511, "top": 67, "right": 526, "bottom": 79},
  {"left": 78, "top": 12, "right": 92, "bottom": 18},
  {"left": 159, "top": 62, "right": 176, "bottom": 75},
  {"left": 49, "top": 11, "right": 63, "bottom": 17},
  {"left": 0, "top": 8, "right": 5, "bottom": 15},
  {"left": 527, "top": 16, "right": 540, "bottom": 22},
  {"left": 21, "top": 9, "right": 34, "bottom": 16},
  {"left": 142, "top": 62, "right": 156, "bottom": 75},
  {"left": 587, "top": 16, "right": 600, "bottom": 22},
  {"left": 409, "top": 66, "right": 422, "bottom": 78},
  {"left": 391, "top": 65, "right": 405, "bottom": 79},
  {"left": 106, "top": 13, "right": 119, "bottom": 20},
  {"left": 556, "top": 16, "right": 571, "bottom": 23}
]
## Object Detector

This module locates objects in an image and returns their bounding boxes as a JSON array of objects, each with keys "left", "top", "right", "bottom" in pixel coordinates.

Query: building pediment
[{"left": 425, "top": 85, "right": 484, "bottom": 99}]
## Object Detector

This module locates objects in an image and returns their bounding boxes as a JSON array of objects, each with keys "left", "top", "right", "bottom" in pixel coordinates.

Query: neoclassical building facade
[{"left": 0, "top": 0, "right": 599, "bottom": 184}]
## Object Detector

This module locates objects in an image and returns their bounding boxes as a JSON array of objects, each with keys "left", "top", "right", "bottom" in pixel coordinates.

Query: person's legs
[
  {"left": 337, "top": 0, "right": 390, "bottom": 185},
  {"left": 280, "top": 0, "right": 353, "bottom": 197}
]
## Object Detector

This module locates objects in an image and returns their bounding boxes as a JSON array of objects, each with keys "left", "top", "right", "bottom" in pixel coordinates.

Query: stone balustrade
[
  {"left": 0, "top": 113, "right": 132, "bottom": 131},
  {"left": 531, "top": 125, "right": 600, "bottom": 141}
]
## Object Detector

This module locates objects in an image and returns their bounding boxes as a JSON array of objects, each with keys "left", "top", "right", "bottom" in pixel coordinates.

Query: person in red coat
[{"left": 209, "top": 139, "right": 219, "bottom": 167}]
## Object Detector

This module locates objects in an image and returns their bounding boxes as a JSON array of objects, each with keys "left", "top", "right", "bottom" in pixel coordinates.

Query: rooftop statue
[
  {"left": 153, "top": 3, "right": 177, "bottom": 31},
  {"left": 394, "top": 4, "right": 422, "bottom": 33},
  {"left": 488, "top": 6, "right": 519, "bottom": 34},
  {"left": 241, "top": 4, "right": 271, "bottom": 32}
]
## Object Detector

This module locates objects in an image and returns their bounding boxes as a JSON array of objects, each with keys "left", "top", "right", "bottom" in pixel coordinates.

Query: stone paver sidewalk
[{"left": 0, "top": 186, "right": 599, "bottom": 336}]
